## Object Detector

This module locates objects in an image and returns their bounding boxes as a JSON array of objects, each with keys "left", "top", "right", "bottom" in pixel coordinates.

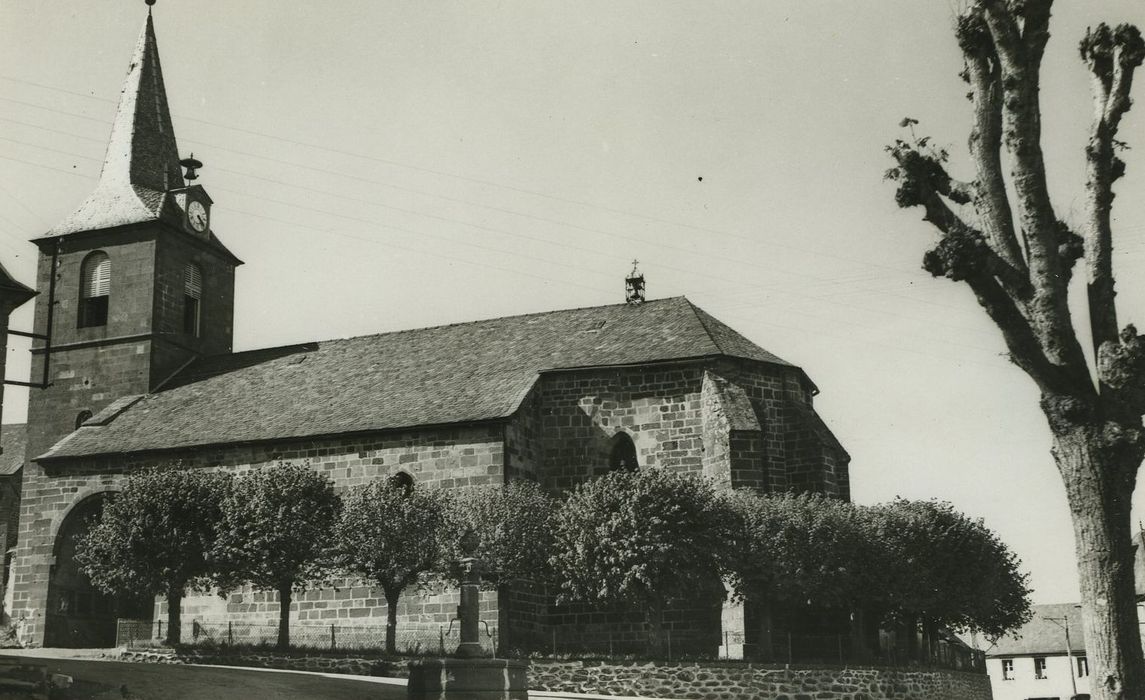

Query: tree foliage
[
  {"left": 550, "top": 469, "right": 727, "bottom": 656},
  {"left": 74, "top": 467, "right": 230, "bottom": 645},
  {"left": 722, "top": 491, "right": 1030, "bottom": 651},
  {"left": 886, "top": 2, "right": 1145, "bottom": 695},
  {"left": 447, "top": 480, "right": 556, "bottom": 586},
  {"left": 722, "top": 491, "right": 883, "bottom": 610},
  {"left": 213, "top": 463, "right": 340, "bottom": 649},
  {"left": 336, "top": 478, "right": 452, "bottom": 654},
  {"left": 868, "top": 499, "right": 1031, "bottom": 640}
]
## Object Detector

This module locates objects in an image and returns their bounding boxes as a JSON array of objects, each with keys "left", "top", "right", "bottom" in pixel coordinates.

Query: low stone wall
[
  {"left": 118, "top": 648, "right": 405, "bottom": 678},
  {"left": 118, "top": 651, "right": 992, "bottom": 700},
  {"left": 529, "top": 660, "right": 993, "bottom": 700}
]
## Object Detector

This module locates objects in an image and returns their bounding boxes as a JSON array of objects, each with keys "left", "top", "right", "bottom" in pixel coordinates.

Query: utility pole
[{"left": 1045, "top": 615, "right": 1078, "bottom": 699}]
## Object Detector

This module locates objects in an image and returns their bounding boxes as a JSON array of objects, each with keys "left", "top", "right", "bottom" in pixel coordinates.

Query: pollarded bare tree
[{"left": 885, "top": 2, "right": 1145, "bottom": 697}]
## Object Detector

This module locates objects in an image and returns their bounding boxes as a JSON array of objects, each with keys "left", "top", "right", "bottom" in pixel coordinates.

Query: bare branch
[
  {"left": 1098, "top": 325, "right": 1145, "bottom": 415},
  {"left": 967, "top": 272, "right": 1072, "bottom": 394},
  {"left": 1081, "top": 24, "right": 1145, "bottom": 356},
  {"left": 887, "top": 138, "right": 1029, "bottom": 296},
  {"left": 976, "top": 1, "right": 1089, "bottom": 373},
  {"left": 957, "top": 9, "right": 1026, "bottom": 270}
]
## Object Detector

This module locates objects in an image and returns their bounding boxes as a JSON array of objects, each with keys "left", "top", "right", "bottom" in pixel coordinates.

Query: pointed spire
[{"left": 48, "top": 12, "right": 185, "bottom": 236}]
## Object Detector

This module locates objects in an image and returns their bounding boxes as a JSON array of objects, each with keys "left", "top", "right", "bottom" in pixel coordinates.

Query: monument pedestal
[{"left": 407, "top": 658, "right": 529, "bottom": 700}]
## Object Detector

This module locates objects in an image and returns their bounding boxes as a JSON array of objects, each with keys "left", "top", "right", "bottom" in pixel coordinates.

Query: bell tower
[
  {"left": 11, "top": 6, "right": 242, "bottom": 646},
  {"left": 22, "top": 11, "right": 242, "bottom": 463}
]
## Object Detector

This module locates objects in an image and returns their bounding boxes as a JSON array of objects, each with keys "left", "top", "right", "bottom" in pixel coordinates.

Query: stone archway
[{"left": 43, "top": 493, "right": 151, "bottom": 647}]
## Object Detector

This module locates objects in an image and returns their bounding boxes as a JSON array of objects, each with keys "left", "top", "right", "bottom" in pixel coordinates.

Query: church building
[{"left": 5, "top": 10, "right": 849, "bottom": 653}]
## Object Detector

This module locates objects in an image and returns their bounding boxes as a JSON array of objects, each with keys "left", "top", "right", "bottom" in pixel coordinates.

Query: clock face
[{"left": 188, "top": 200, "right": 208, "bottom": 232}]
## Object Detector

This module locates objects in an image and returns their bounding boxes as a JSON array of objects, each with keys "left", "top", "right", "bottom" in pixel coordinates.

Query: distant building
[{"left": 986, "top": 603, "right": 1090, "bottom": 700}]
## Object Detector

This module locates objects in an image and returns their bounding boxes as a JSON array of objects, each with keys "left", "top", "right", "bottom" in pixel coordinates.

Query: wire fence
[{"left": 116, "top": 618, "right": 497, "bottom": 656}]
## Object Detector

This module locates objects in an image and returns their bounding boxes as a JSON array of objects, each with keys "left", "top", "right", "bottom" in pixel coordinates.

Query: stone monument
[{"left": 407, "top": 532, "right": 529, "bottom": 699}]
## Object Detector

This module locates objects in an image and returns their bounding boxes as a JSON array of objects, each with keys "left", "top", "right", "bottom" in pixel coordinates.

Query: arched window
[
  {"left": 78, "top": 252, "right": 110, "bottom": 328},
  {"left": 608, "top": 433, "right": 638, "bottom": 472},
  {"left": 75, "top": 410, "right": 93, "bottom": 430},
  {"left": 389, "top": 471, "right": 414, "bottom": 495},
  {"left": 183, "top": 263, "right": 202, "bottom": 336}
]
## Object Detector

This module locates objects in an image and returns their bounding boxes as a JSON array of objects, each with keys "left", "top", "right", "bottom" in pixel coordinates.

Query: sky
[{"left": 1, "top": 1, "right": 1144, "bottom": 609}]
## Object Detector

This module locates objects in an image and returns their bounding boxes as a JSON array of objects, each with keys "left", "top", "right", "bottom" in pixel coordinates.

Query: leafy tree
[
  {"left": 447, "top": 480, "right": 556, "bottom": 585},
  {"left": 869, "top": 499, "right": 1031, "bottom": 645},
  {"left": 213, "top": 463, "right": 340, "bottom": 650},
  {"left": 74, "top": 467, "right": 230, "bottom": 646},
  {"left": 448, "top": 480, "right": 556, "bottom": 654},
  {"left": 885, "top": 2, "right": 1145, "bottom": 693},
  {"left": 550, "top": 470, "right": 727, "bottom": 657},
  {"left": 721, "top": 491, "right": 884, "bottom": 659},
  {"left": 336, "top": 478, "right": 452, "bottom": 654}
]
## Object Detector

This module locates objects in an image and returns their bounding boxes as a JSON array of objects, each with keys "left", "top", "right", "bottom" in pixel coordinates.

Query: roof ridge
[
  {"left": 683, "top": 298, "right": 726, "bottom": 356},
  {"left": 206, "top": 296, "right": 691, "bottom": 362}
]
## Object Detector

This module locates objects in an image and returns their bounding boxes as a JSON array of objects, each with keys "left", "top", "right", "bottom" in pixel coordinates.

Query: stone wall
[
  {"left": 117, "top": 651, "right": 992, "bottom": 700},
  {"left": 537, "top": 364, "right": 707, "bottom": 493},
  {"left": 528, "top": 660, "right": 992, "bottom": 700},
  {"left": 11, "top": 423, "right": 505, "bottom": 646},
  {"left": 118, "top": 647, "right": 403, "bottom": 678}
]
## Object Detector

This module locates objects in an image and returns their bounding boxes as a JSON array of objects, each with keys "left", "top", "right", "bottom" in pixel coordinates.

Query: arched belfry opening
[
  {"left": 44, "top": 493, "right": 151, "bottom": 647},
  {"left": 608, "top": 432, "right": 639, "bottom": 472}
]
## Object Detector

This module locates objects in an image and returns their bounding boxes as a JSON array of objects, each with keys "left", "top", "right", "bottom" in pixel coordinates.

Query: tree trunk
[
  {"left": 902, "top": 613, "right": 918, "bottom": 663},
  {"left": 756, "top": 598, "right": 774, "bottom": 662},
  {"left": 165, "top": 584, "right": 182, "bottom": 646},
  {"left": 645, "top": 598, "right": 667, "bottom": 659},
  {"left": 277, "top": 584, "right": 292, "bottom": 650},
  {"left": 384, "top": 587, "right": 400, "bottom": 655},
  {"left": 1055, "top": 429, "right": 1145, "bottom": 700},
  {"left": 850, "top": 606, "right": 871, "bottom": 662}
]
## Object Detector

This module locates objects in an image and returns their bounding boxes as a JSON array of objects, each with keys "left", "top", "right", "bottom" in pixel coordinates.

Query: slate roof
[
  {"left": 986, "top": 603, "right": 1087, "bottom": 657},
  {"left": 0, "top": 424, "right": 27, "bottom": 476},
  {"left": 40, "top": 297, "right": 797, "bottom": 460},
  {"left": 48, "top": 15, "right": 186, "bottom": 237},
  {"left": 0, "top": 261, "right": 35, "bottom": 309}
]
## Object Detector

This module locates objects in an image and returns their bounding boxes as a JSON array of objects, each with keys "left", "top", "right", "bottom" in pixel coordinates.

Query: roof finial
[
  {"left": 625, "top": 259, "right": 645, "bottom": 305},
  {"left": 146, "top": 0, "right": 155, "bottom": 15}
]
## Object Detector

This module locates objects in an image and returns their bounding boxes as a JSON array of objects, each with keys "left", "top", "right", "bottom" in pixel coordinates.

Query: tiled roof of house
[
  {"left": 0, "top": 424, "right": 27, "bottom": 476},
  {"left": 986, "top": 603, "right": 1087, "bottom": 657},
  {"left": 40, "top": 297, "right": 798, "bottom": 460}
]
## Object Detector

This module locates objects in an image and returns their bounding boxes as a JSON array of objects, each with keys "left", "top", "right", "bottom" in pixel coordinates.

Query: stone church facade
[{"left": 6, "top": 12, "right": 849, "bottom": 653}]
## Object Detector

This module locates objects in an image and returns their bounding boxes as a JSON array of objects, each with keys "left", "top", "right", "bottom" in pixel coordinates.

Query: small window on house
[
  {"left": 389, "top": 471, "right": 414, "bottom": 494},
  {"left": 78, "top": 252, "right": 110, "bottom": 328},
  {"left": 608, "top": 433, "right": 638, "bottom": 472},
  {"left": 75, "top": 410, "right": 92, "bottom": 430},
  {"left": 1034, "top": 656, "right": 1048, "bottom": 679},
  {"left": 1001, "top": 658, "right": 1014, "bottom": 680},
  {"left": 183, "top": 263, "right": 202, "bottom": 336},
  {"left": 1077, "top": 656, "right": 1089, "bottom": 678}
]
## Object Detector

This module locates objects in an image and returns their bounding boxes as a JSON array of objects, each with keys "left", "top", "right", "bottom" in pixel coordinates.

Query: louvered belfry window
[
  {"left": 78, "top": 251, "right": 110, "bottom": 328},
  {"left": 183, "top": 263, "right": 202, "bottom": 337}
]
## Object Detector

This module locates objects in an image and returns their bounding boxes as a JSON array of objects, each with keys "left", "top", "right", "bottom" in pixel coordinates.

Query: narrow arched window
[
  {"left": 183, "top": 263, "right": 202, "bottom": 336},
  {"left": 78, "top": 252, "right": 110, "bottom": 328},
  {"left": 608, "top": 433, "right": 638, "bottom": 472},
  {"left": 389, "top": 471, "right": 414, "bottom": 495}
]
